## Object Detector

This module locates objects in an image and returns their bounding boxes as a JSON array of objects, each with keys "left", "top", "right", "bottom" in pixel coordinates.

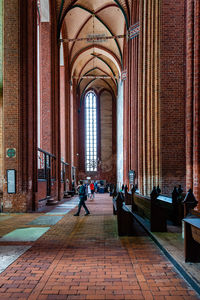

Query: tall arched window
[{"left": 85, "top": 91, "right": 97, "bottom": 172}]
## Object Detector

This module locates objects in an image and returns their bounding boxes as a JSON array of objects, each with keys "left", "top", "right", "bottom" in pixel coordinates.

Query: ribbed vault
[{"left": 56, "top": 0, "right": 131, "bottom": 97}]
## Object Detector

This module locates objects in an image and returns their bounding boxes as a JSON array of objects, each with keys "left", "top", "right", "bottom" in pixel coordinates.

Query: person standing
[
  {"left": 74, "top": 180, "right": 90, "bottom": 216},
  {"left": 87, "top": 183, "right": 91, "bottom": 199},
  {"left": 90, "top": 181, "right": 95, "bottom": 200},
  {"left": 94, "top": 181, "right": 98, "bottom": 192}
]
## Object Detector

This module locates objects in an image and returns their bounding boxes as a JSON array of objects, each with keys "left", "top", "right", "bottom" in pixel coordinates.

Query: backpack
[
  {"left": 90, "top": 183, "right": 94, "bottom": 190},
  {"left": 79, "top": 185, "right": 85, "bottom": 196}
]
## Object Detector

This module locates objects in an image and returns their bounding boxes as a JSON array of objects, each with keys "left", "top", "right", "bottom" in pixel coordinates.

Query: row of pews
[{"left": 112, "top": 185, "right": 200, "bottom": 262}]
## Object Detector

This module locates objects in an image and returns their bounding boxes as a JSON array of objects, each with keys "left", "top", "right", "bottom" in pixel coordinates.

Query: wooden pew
[
  {"left": 132, "top": 187, "right": 167, "bottom": 232},
  {"left": 171, "top": 186, "right": 184, "bottom": 225},
  {"left": 183, "top": 217, "right": 200, "bottom": 262},
  {"left": 113, "top": 192, "right": 135, "bottom": 236},
  {"left": 182, "top": 189, "right": 200, "bottom": 262}
]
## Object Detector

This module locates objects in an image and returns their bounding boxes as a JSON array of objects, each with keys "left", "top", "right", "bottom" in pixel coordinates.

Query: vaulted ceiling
[{"left": 56, "top": 0, "right": 131, "bottom": 96}]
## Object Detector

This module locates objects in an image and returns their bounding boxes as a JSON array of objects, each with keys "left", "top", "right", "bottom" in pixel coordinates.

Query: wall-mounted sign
[
  {"left": 6, "top": 148, "right": 16, "bottom": 158},
  {"left": 7, "top": 169, "right": 16, "bottom": 194},
  {"left": 121, "top": 69, "right": 127, "bottom": 81},
  {"left": 129, "top": 22, "right": 140, "bottom": 39},
  {"left": 129, "top": 170, "right": 136, "bottom": 185}
]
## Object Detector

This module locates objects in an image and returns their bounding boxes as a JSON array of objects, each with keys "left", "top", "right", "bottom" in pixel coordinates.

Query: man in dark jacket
[{"left": 74, "top": 180, "right": 90, "bottom": 216}]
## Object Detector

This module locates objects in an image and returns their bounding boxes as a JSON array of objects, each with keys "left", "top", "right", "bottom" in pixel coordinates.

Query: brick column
[
  {"left": 123, "top": 40, "right": 130, "bottom": 186},
  {"left": 130, "top": 0, "right": 139, "bottom": 187},
  {"left": 186, "top": 0, "right": 194, "bottom": 191},
  {"left": 138, "top": 0, "right": 160, "bottom": 196},
  {"left": 61, "top": 26, "right": 71, "bottom": 184},
  {"left": 186, "top": 0, "right": 200, "bottom": 209},
  {"left": 51, "top": 1, "right": 61, "bottom": 201},
  {"left": 3, "top": 0, "right": 37, "bottom": 212},
  {"left": 0, "top": 0, "right": 3, "bottom": 194},
  {"left": 193, "top": 0, "right": 200, "bottom": 209},
  {"left": 64, "top": 49, "right": 71, "bottom": 182},
  {"left": 40, "top": 22, "right": 52, "bottom": 153},
  {"left": 73, "top": 78, "right": 78, "bottom": 169},
  {"left": 60, "top": 65, "right": 65, "bottom": 160},
  {"left": 3, "top": 0, "right": 20, "bottom": 211}
]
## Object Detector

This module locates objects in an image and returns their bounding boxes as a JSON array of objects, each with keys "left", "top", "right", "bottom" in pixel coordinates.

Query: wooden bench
[
  {"left": 133, "top": 187, "right": 167, "bottom": 232},
  {"left": 183, "top": 217, "right": 200, "bottom": 262},
  {"left": 66, "top": 190, "right": 75, "bottom": 197},
  {"left": 182, "top": 189, "right": 200, "bottom": 262},
  {"left": 171, "top": 186, "right": 185, "bottom": 225},
  {"left": 113, "top": 192, "right": 135, "bottom": 236}
]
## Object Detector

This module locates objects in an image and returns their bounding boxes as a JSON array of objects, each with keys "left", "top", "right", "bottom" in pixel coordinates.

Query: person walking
[
  {"left": 90, "top": 181, "right": 95, "bottom": 200},
  {"left": 74, "top": 180, "right": 90, "bottom": 216}
]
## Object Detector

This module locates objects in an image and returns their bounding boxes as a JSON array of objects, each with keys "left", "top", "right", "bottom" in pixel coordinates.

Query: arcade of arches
[{"left": 0, "top": 0, "right": 200, "bottom": 213}]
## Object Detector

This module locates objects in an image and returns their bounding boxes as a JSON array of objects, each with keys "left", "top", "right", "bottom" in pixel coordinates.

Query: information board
[
  {"left": 129, "top": 170, "right": 135, "bottom": 185},
  {"left": 7, "top": 169, "right": 16, "bottom": 194}
]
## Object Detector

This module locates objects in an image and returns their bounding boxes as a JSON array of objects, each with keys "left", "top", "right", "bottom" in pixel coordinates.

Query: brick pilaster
[
  {"left": 193, "top": 0, "right": 200, "bottom": 209},
  {"left": 138, "top": 0, "right": 161, "bottom": 196},
  {"left": 0, "top": 0, "right": 3, "bottom": 194},
  {"left": 3, "top": 0, "right": 38, "bottom": 212},
  {"left": 186, "top": 0, "right": 200, "bottom": 209},
  {"left": 40, "top": 22, "right": 52, "bottom": 153}
]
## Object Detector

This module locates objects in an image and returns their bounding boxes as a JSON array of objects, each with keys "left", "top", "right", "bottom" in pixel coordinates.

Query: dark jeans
[{"left": 77, "top": 196, "right": 90, "bottom": 214}]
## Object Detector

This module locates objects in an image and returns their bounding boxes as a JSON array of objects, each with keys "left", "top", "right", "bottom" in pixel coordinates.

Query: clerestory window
[{"left": 85, "top": 91, "right": 97, "bottom": 172}]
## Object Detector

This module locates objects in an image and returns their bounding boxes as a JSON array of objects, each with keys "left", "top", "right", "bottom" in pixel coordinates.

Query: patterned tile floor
[{"left": 0, "top": 194, "right": 199, "bottom": 299}]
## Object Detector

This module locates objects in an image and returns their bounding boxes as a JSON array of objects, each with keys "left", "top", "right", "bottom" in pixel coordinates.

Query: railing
[{"left": 37, "top": 148, "right": 56, "bottom": 181}]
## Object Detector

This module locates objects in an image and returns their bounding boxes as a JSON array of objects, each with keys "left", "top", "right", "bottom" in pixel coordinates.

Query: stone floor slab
[
  {"left": 28, "top": 215, "right": 63, "bottom": 225},
  {"left": 0, "top": 216, "right": 12, "bottom": 222},
  {"left": 0, "top": 245, "right": 31, "bottom": 273},
  {"left": 0, "top": 227, "right": 50, "bottom": 241},
  {"left": 45, "top": 209, "right": 70, "bottom": 215}
]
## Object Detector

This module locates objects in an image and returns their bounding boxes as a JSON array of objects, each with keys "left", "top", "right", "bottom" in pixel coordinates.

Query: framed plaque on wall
[{"left": 7, "top": 169, "right": 16, "bottom": 194}]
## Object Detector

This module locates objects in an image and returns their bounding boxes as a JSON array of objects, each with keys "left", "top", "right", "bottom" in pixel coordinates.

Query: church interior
[{"left": 0, "top": 0, "right": 200, "bottom": 299}]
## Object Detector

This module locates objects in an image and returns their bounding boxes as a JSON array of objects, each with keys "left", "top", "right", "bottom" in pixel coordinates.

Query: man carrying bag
[{"left": 74, "top": 180, "right": 90, "bottom": 216}]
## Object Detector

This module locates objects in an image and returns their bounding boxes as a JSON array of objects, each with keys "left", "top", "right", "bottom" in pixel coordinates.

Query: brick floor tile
[
  {"left": 142, "top": 290, "right": 154, "bottom": 299},
  {"left": 165, "top": 297, "right": 186, "bottom": 300},
  {"left": 183, "top": 297, "right": 200, "bottom": 300},
  {"left": 0, "top": 195, "right": 199, "bottom": 300}
]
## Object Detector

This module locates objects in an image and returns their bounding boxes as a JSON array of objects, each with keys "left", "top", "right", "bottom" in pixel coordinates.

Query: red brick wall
[
  {"left": 36, "top": 181, "right": 47, "bottom": 203},
  {"left": 160, "top": 0, "right": 186, "bottom": 195}
]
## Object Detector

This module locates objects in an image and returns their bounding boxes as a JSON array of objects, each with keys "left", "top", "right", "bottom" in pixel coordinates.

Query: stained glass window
[{"left": 85, "top": 92, "right": 97, "bottom": 172}]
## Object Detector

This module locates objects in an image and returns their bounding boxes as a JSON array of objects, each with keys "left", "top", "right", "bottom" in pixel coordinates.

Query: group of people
[
  {"left": 73, "top": 180, "right": 96, "bottom": 216},
  {"left": 73, "top": 180, "right": 115, "bottom": 216}
]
